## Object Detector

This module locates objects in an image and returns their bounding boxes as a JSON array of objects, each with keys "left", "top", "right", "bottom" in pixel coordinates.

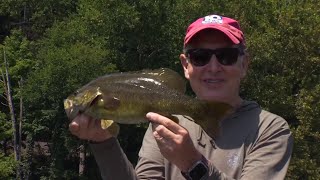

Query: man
[{"left": 69, "top": 14, "right": 293, "bottom": 179}]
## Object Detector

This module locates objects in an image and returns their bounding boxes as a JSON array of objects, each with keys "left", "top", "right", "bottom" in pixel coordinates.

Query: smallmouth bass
[{"left": 64, "top": 68, "right": 231, "bottom": 136}]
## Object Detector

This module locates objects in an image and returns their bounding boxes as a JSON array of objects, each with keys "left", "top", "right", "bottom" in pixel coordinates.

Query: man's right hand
[{"left": 69, "top": 114, "right": 113, "bottom": 142}]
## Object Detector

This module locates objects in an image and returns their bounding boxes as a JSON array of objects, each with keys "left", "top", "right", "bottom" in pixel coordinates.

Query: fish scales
[{"left": 87, "top": 82, "right": 199, "bottom": 124}]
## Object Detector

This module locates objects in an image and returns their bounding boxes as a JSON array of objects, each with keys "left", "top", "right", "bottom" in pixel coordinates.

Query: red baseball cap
[{"left": 184, "top": 14, "right": 245, "bottom": 47}]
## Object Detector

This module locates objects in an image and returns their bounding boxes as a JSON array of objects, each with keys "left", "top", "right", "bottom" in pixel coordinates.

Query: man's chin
[{"left": 197, "top": 94, "right": 227, "bottom": 103}]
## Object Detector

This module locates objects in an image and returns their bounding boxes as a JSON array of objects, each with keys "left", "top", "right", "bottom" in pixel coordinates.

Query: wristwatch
[{"left": 181, "top": 156, "right": 209, "bottom": 180}]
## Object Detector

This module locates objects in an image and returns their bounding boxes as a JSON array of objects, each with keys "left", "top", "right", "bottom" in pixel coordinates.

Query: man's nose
[{"left": 205, "top": 55, "right": 223, "bottom": 72}]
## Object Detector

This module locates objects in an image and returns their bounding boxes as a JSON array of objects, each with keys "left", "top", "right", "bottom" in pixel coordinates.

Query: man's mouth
[{"left": 204, "top": 79, "right": 224, "bottom": 83}]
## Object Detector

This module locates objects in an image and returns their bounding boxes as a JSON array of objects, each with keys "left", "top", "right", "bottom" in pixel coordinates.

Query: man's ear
[{"left": 180, "top": 54, "right": 190, "bottom": 80}]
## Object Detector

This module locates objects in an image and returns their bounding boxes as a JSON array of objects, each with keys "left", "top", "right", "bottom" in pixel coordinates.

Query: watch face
[{"left": 189, "top": 162, "right": 208, "bottom": 180}]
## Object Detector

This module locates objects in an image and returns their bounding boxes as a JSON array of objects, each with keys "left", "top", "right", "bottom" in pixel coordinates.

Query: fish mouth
[
  {"left": 64, "top": 98, "right": 80, "bottom": 120},
  {"left": 64, "top": 88, "right": 103, "bottom": 120},
  {"left": 64, "top": 98, "right": 74, "bottom": 110}
]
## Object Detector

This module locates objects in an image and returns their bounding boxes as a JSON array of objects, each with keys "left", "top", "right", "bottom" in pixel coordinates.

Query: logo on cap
[{"left": 202, "top": 15, "right": 223, "bottom": 24}]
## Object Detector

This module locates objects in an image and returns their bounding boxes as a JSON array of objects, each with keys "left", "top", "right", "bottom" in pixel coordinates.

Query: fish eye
[{"left": 73, "top": 90, "right": 79, "bottom": 96}]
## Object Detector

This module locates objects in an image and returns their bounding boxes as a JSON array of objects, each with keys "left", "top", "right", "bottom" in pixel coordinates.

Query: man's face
[{"left": 180, "top": 30, "right": 249, "bottom": 106}]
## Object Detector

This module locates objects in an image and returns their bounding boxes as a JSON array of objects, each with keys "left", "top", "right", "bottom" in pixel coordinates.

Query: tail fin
[
  {"left": 207, "top": 101, "right": 233, "bottom": 121},
  {"left": 197, "top": 101, "right": 232, "bottom": 138}
]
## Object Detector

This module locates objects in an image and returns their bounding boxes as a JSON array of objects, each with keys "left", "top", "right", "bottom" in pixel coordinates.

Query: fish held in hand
[{"left": 64, "top": 68, "right": 231, "bottom": 136}]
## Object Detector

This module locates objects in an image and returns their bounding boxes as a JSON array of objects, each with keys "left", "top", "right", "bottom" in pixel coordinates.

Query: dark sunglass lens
[
  {"left": 188, "top": 49, "right": 212, "bottom": 66},
  {"left": 187, "top": 48, "right": 240, "bottom": 66},
  {"left": 215, "top": 48, "right": 239, "bottom": 65}
]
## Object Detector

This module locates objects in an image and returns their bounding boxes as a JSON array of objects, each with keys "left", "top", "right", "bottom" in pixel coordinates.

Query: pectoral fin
[{"left": 101, "top": 120, "right": 120, "bottom": 137}]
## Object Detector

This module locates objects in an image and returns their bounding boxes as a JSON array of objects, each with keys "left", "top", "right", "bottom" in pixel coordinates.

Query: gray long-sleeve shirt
[{"left": 90, "top": 101, "right": 293, "bottom": 179}]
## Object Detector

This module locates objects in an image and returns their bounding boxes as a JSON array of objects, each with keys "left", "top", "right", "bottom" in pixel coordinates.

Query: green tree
[
  {"left": 0, "top": 153, "right": 16, "bottom": 179},
  {"left": 0, "top": 0, "right": 78, "bottom": 40},
  {"left": 288, "top": 84, "right": 320, "bottom": 179},
  {"left": 22, "top": 10, "right": 117, "bottom": 178},
  {"left": 0, "top": 109, "right": 15, "bottom": 180},
  {"left": 0, "top": 29, "right": 34, "bottom": 179}
]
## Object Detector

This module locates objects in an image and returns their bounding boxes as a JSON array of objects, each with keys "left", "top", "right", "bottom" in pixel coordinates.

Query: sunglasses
[{"left": 186, "top": 47, "right": 244, "bottom": 66}]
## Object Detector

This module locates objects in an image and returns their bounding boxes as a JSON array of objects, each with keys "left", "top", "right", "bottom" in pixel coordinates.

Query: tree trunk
[
  {"left": 79, "top": 144, "right": 86, "bottom": 176},
  {"left": 18, "top": 77, "right": 23, "bottom": 179},
  {"left": 3, "top": 48, "right": 22, "bottom": 179},
  {"left": 0, "top": 69, "right": 8, "bottom": 157}
]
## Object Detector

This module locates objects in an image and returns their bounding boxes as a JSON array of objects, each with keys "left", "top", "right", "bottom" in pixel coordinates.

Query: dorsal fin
[
  {"left": 141, "top": 68, "right": 186, "bottom": 93},
  {"left": 83, "top": 68, "right": 187, "bottom": 93}
]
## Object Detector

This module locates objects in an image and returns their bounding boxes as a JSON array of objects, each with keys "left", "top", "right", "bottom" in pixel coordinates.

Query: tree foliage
[
  {"left": 0, "top": 0, "right": 319, "bottom": 179},
  {"left": 0, "top": 153, "right": 16, "bottom": 179}
]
